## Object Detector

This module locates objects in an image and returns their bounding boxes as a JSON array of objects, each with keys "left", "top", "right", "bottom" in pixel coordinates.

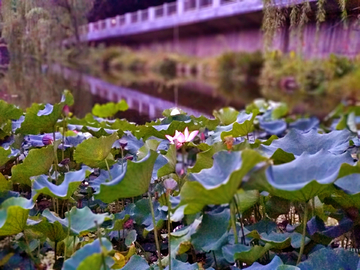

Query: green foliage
[
  {"left": 1, "top": 91, "right": 360, "bottom": 269},
  {"left": 92, "top": 100, "right": 128, "bottom": 118}
]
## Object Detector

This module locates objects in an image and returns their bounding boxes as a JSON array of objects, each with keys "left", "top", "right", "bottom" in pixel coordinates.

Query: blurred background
[{"left": 0, "top": 0, "right": 359, "bottom": 121}]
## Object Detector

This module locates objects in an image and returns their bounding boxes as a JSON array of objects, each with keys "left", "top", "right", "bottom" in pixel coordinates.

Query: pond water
[{"left": 0, "top": 62, "right": 343, "bottom": 121}]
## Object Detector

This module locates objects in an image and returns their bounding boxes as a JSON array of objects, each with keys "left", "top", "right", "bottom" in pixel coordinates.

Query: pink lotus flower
[{"left": 165, "top": 127, "right": 199, "bottom": 149}]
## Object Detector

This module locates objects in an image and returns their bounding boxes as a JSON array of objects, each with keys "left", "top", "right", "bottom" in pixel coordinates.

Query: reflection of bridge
[
  {"left": 78, "top": 0, "right": 360, "bottom": 57},
  {"left": 50, "top": 65, "right": 211, "bottom": 119}
]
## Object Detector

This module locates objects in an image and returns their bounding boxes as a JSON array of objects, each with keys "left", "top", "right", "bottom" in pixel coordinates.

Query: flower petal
[
  {"left": 184, "top": 127, "right": 189, "bottom": 140},
  {"left": 177, "top": 133, "right": 186, "bottom": 143},
  {"left": 165, "top": 135, "right": 174, "bottom": 143},
  {"left": 186, "top": 130, "right": 199, "bottom": 142}
]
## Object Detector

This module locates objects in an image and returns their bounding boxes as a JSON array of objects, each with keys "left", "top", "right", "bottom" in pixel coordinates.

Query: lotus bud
[
  {"left": 63, "top": 105, "right": 70, "bottom": 116},
  {"left": 119, "top": 139, "right": 127, "bottom": 149},
  {"left": 164, "top": 178, "right": 178, "bottom": 193},
  {"left": 42, "top": 134, "right": 54, "bottom": 145}
]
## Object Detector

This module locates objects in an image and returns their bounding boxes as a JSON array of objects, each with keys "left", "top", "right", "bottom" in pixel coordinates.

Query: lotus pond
[{"left": 1, "top": 90, "right": 360, "bottom": 270}]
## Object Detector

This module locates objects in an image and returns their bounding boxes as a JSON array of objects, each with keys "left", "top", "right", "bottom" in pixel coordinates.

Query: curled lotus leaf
[
  {"left": 62, "top": 238, "right": 114, "bottom": 270},
  {"left": 177, "top": 149, "right": 267, "bottom": 215},
  {"left": 42, "top": 206, "right": 112, "bottom": 235},
  {"left": 0, "top": 197, "right": 34, "bottom": 236},
  {"left": 265, "top": 150, "right": 355, "bottom": 201},
  {"left": 260, "top": 129, "right": 352, "bottom": 157},
  {"left": 32, "top": 166, "right": 92, "bottom": 200},
  {"left": 245, "top": 255, "right": 300, "bottom": 270}
]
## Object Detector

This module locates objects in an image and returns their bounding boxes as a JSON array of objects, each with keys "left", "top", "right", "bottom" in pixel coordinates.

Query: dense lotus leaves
[
  {"left": 171, "top": 219, "right": 201, "bottom": 257},
  {"left": 245, "top": 220, "right": 277, "bottom": 234},
  {"left": 245, "top": 256, "right": 300, "bottom": 270},
  {"left": 130, "top": 198, "right": 167, "bottom": 233},
  {"left": 120, "top": 255, "right": 150, "bottom": 270},
  {"left": 0, "top": 197, "right": 34, "bottom": 236},
  {"left": 92, "top": 100, "right": 128, "bottom": 118},
  {"left": 289, "top": 117, "right": 319, "bottom": 132},
  {"left": 62, "top": 238, "right": 114, "bottom": 270},
  {"left": 265, "top": 196, "right": 291, "bottom": 218},
  {"left": 32, "top": 166, "right": 92, "bottom": 200},
  {"left": 222, "top": 243, "right": 272, "bottom": 265},
  {"left": 188, "top": 142, "right": 226, "bottom": 173},
  {"left": 0, "top": 191, "right": 19, "bottom": 205},
  {"left": 306, "top": 215, "right": 354, "bottom": 245},
  {"left": 94, "top": 150, "right": 158, "bottom": 203},
  {"left": 0, "top": 173, "right": 12, "bottom": 192},
  {"left": 191, "top": 208, "right": 230, "bottom": 252},
  {"left": 265, "top": 150, "right": 355, "bottom": 201},
  {"left": 17, "top": 91, "right": 73, "bottom": 135},
  {"left": 11, "top": 145, "right": 55, "bottom": 186},
  {"left": 74, "top": 132, "right": 118, "bottom": 168},
  {"left": 220, "top": 110, "right": 258, "bottom": 141},
  {"left": 297, "top": 248, "right": 359, "bottom": 270},
  {"left": 334, "top": 173, "right": 360, "bottom": 194},
  {"left": 109, "top": 209, "right": 130, "bottom": 231},
  {"left": 163, "top": 259, "right": 199, "bottom": 270},
  {"left": 260, "top": 129, "right": 352, "bottom": 157},
  {"left": 113, "top": 133, "right": 144, "bottom": 155},
  {"left": 177, "top": 149, "right": 267, "bottom": 215},
  {"left": 259, "top": 120, "right": 287, "bottom": 136},
  {"left": 42, "top": 206, "right": 112, "bottom": 235}
]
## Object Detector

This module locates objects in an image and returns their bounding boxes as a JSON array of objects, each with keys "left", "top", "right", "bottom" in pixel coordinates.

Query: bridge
[{"left": 77, "top": 0, "right": 359, "bottom": 57}]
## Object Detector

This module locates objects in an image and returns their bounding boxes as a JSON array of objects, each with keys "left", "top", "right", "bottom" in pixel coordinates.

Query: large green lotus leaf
[
  {"left": 265, "top": 196, "right": 291, "bottom": 219},
  {"left": 94, "top": 150, "right": 158, "bottom": 203},
  {"left": 234, "top": 189, "right": 259, "bottom": 213},
  {"left": 30, "top": 218, "right": 67, "bottom": 243},
  {"left": 245, "top": 256, "right": 300, "bottom": 270},
  {"left": 334, "top": 173, "right": 360, "bottom": 195},
  {"left": 265, "top": 150, "right": 355, "bottom": 201},
  {"left": 32, "top": 166, "right": 92, "bottom": 200},
  {"left": 92, "top": 100, "right": 128, "bottom": 118},
  {"left": 191, "top": 115, "right": 220, "bottom": 130},
  {"left": 11, "top": 146, "right": 55, "bottom": 186},
  {"left": 259, "top": 129, "right": 352, "bottom": 157},
  {"left": 246, "top": 231, "right": 291, "bottom": 250},
  {"left": 213, "top": 107, "right": 239, "bottom": 125},
  {"left": 17, "top": 103, "right": 62, "bottom": 135},
  {"left": 191, "top": 208, "right": 230, "bottom": 252},
  {"left": 188, "top": 142, "right": 226, "bottom": 173},
  {"left": 0, "top": 147, "right": 11, "bottom": 167},
  {"left": 164, "top": 259, "right": 199, "bottom": 270},
  {"left": 0, "top": 197, "right": 34, "bottom": 236},
  {"left": 170, "top": 219, "right": 201, "bottom": 257},
  {"left": 222, "top": 243, "right": 272, "bottom": 265},
  {"left": 42, "top": 206, "right": 112, "bottom": 235},
  {"left": 62, "top": 238, "right": 114, "bottom": 270},
  {"left": 0, "top": 100, "right": 23, "bottom": 126},
  {"left": 178, "top": 149, "right": 267, "bottom": 214},
  {"left": 297, "top": 248, "right": 359, "bottom": 270},
  {"left": 74, "top": 132, "right": 118, "bottom": 168},
  {"left": 220, "top": 110, "right": 259, "bottom": 140},
  {"left": 120, "top": 255, "right": 149, "bottom": 270},
  {"left": 270, "top": 148, "right": 295, "bottom": 165}
]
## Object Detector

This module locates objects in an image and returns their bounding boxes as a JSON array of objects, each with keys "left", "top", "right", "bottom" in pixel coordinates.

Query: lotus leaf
[
  {"left": 0, "top": 197, "right": 34, "bottom": 236},
  {"left": 94, "top": 150, "right": 158, "bottom": 202},
  {"left": 92, "top": 100, "right": 128, "bottom": 118},
  {"left": 11, "top": 145, "right": 55, "bottom": 186},
  {"left": 42, "top": 206, "right": 112, "bottom": 235},
  {"left": 245, "top": 255, "right": 300, "bottom": 270},
  {"left": 62, "top": 238, "right": 113, "bottom": 270},
  {"left": 120, "top": 255, "right": 149, "bottom": 270},
  {"left": 178, "top": 149, "right": 267, "bottom": 214}
]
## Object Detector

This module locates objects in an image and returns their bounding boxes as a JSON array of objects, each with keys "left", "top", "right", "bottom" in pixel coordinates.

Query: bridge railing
[{"left": 82, "top": 0, "right": 247, "bottom": 36}]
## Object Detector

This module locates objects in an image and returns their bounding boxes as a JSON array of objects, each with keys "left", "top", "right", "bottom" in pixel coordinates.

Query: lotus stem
[
  {"left": 148, "top": 191, "right": 163, "bottom": 270},
  {"left": 297, "top": 202, "right": 309, "bottom": 265},
  {"left": 167, "top": 193, "right": 172, "bottom": 270},
  {"left": 230, "top": 200, "right": 238, "bottom": 244},
  {"left": 64, "top": 208, "right": 71, "bottom": 260},
  {"left": 105, "top": 159, "right": 112, "bottom": 180},
  {"left": 95, "top": 221, "right": 108, "bottom": 270},
  {"left": 181, "top": 145, "right": 186, "bottom": 172},
  {"left": 62, "top": 117, "right": 65, "bottom": 161},
  {"left": 212, "top": 251, "right": 218, "bottom": 269}
]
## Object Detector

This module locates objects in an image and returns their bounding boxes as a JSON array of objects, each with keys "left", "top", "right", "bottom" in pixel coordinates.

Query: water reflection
[{"left": 0, "top": 61, "right": 344, "bottom": 121}]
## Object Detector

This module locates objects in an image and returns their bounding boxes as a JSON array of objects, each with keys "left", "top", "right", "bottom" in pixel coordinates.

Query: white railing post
[
  {"left": 106, "top": 18, "right": 112, "bottom": 29},
  {"left": 88, "top": 22, "right": 94, "bottom": 33},
  {"left": 125, "top": 13, "right": 132, "bottom": 24},
  {"left": 177, "top": 0, "right": 185, "bottom": 14},
  {"left": 163, "top": 3, "right": 168, "bottom": 16},
  {"left": 213, "top": 0, "right": 221, "bottom": 7},
  {"left": 149, "top": 7, "right": 155, "bottom": 20}
]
